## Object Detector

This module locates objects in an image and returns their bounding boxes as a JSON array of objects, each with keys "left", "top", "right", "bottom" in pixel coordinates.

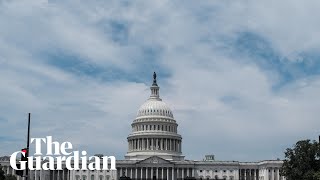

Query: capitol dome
[
  {"left": 137, "top": 100, "right": 174, "bottom": 118},
  {"left": 125, "top": 72, "right": 184, "bottom": 161}
]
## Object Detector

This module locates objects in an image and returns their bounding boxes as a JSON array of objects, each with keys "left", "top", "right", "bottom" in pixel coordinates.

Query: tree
[
  {"left": 4, "top": 175, "right": 16, "bottom": 180},
  {"left": 0, "top": 165, "right": 5, "bottom": 180},
  {"left": 280, "top": 139, "right": 320, "bottom": 180}
]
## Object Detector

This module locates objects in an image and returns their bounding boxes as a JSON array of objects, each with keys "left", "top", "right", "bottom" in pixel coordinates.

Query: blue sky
[{"left": 1, "top": 0, "right": 320, "bottom": 162}]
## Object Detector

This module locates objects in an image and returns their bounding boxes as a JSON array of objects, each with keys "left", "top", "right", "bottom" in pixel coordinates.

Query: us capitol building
[{"left": 0, "top": 73, "right": 285, "bottom": 180}]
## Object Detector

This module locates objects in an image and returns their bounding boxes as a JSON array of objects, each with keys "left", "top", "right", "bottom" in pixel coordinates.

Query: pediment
[{"left": 137, "top": 156, "right": 172, "bottom": 165}]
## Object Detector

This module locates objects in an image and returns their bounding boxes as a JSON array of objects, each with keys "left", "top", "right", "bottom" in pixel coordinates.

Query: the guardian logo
[{"left": 10, "top": 136, "right": 116, "bottom": 171}]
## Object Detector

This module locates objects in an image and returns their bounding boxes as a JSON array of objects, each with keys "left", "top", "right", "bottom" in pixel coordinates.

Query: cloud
[{"left": 0, "top": 0, "right": 319, "bottom": 162}]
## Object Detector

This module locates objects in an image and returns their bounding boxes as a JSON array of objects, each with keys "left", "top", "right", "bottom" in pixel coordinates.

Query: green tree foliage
[{"left": 280, "top": 139, "right": 320, "bottom": 180}]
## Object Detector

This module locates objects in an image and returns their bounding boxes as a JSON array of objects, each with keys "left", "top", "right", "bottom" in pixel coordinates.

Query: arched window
[
  {"left": 82, "top": 175, "right": 87, "bottom": 180},
  {"left": 106, "top": 175, "right": 110, "bottom": 180},
  {"left": 91, "top": 175, "right": 94, "bottom": 180},
  {"left": 76, "top": 175, "right": 80, "bottom": 180},
  {"left": 99, "top": 175, "right": 104, "bottom": 180}
]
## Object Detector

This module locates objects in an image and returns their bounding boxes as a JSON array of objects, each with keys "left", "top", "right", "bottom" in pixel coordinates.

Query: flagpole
[{"left": 26, "top": 113, "right": 31, "bottom": 180}]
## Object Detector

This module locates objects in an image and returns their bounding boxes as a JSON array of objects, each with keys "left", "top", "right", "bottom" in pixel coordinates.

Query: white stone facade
[{"left": 0, "top": 73, "right": 285, "bottom": 180}]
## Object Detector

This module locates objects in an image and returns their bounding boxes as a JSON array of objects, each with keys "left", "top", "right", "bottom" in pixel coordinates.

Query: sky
[{"left": 0, "top": 0, "right": 320, "bottom": 162}]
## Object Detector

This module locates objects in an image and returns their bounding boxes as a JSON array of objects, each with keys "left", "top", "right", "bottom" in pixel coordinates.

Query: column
[
  {"left": 120, "top": 168, "right": 122, "bottom": 177},
  {"left": 156, "top": 139, "right": 159, "bottom": 150},
  {"left": 276, "top": 168, "right": 280, "bottom": 180},
  {"left": 177, "top": 141, "right": 179, "bottom": 152},
  {"left": 165, "top": 139, "right": 167, "bottom": 150},
  {"left": 140, "top": 167, "right": 143, "bottom": 179},
  {"left": 244, "top": 169, "right": 246, "bottom": 180},
  {"left": 192, "top": 168, "right": 194, "bottom": 177},
  {"left": 167, "top": 168, "right": 169, "bottom": 180},
  {"left": 162, "top": 168, "right": 164, "bottom": 179},
  {"left": 131, "top": 168, "right": 133, "bottom": 178},
  {"left": 147, "top": 138, "right": 149, "bottom": 150},
  {"left": 187, "top": 168, "right": 190, "bottom": 177},
  {"left": 176, "top": 168, "right": 179, "bottom": 179},
  {"left": 35, "top": 170, "right": 37, "bottom": 180},
  {"left": 265, "top": 168, "right": 269, "bottom": 180},
  {"left": 172, "top": 168, "right": 174, "bottom": 180},
  {"left": 53, "top": 170, "right": 55, "bottom": 180},
  {"left": 271, "top": 168, "right": 274, "bottom": 180},
  {"left": 182, "top": 168, "right": 184, "bottom": 178},
  {"left": 151, "top": 168, "right": 153, "bottom": 178},
  {"left": 135, "top": 168, "right": 138, "bottom": 179},
  {"left": 152, "top": 138, "right": 154, "bottom": 150},
  {"left": 133, "top": 140, "right": 135, "bottom": 150},
  {"left": 156, "top": 168, "right": 158, "bottom": 179},
  {"left": 146, "top": 168, "right": 148, "bottom": 179},
  {"left": 63, "top": 169, "right": 65, "bottom": 180}
]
